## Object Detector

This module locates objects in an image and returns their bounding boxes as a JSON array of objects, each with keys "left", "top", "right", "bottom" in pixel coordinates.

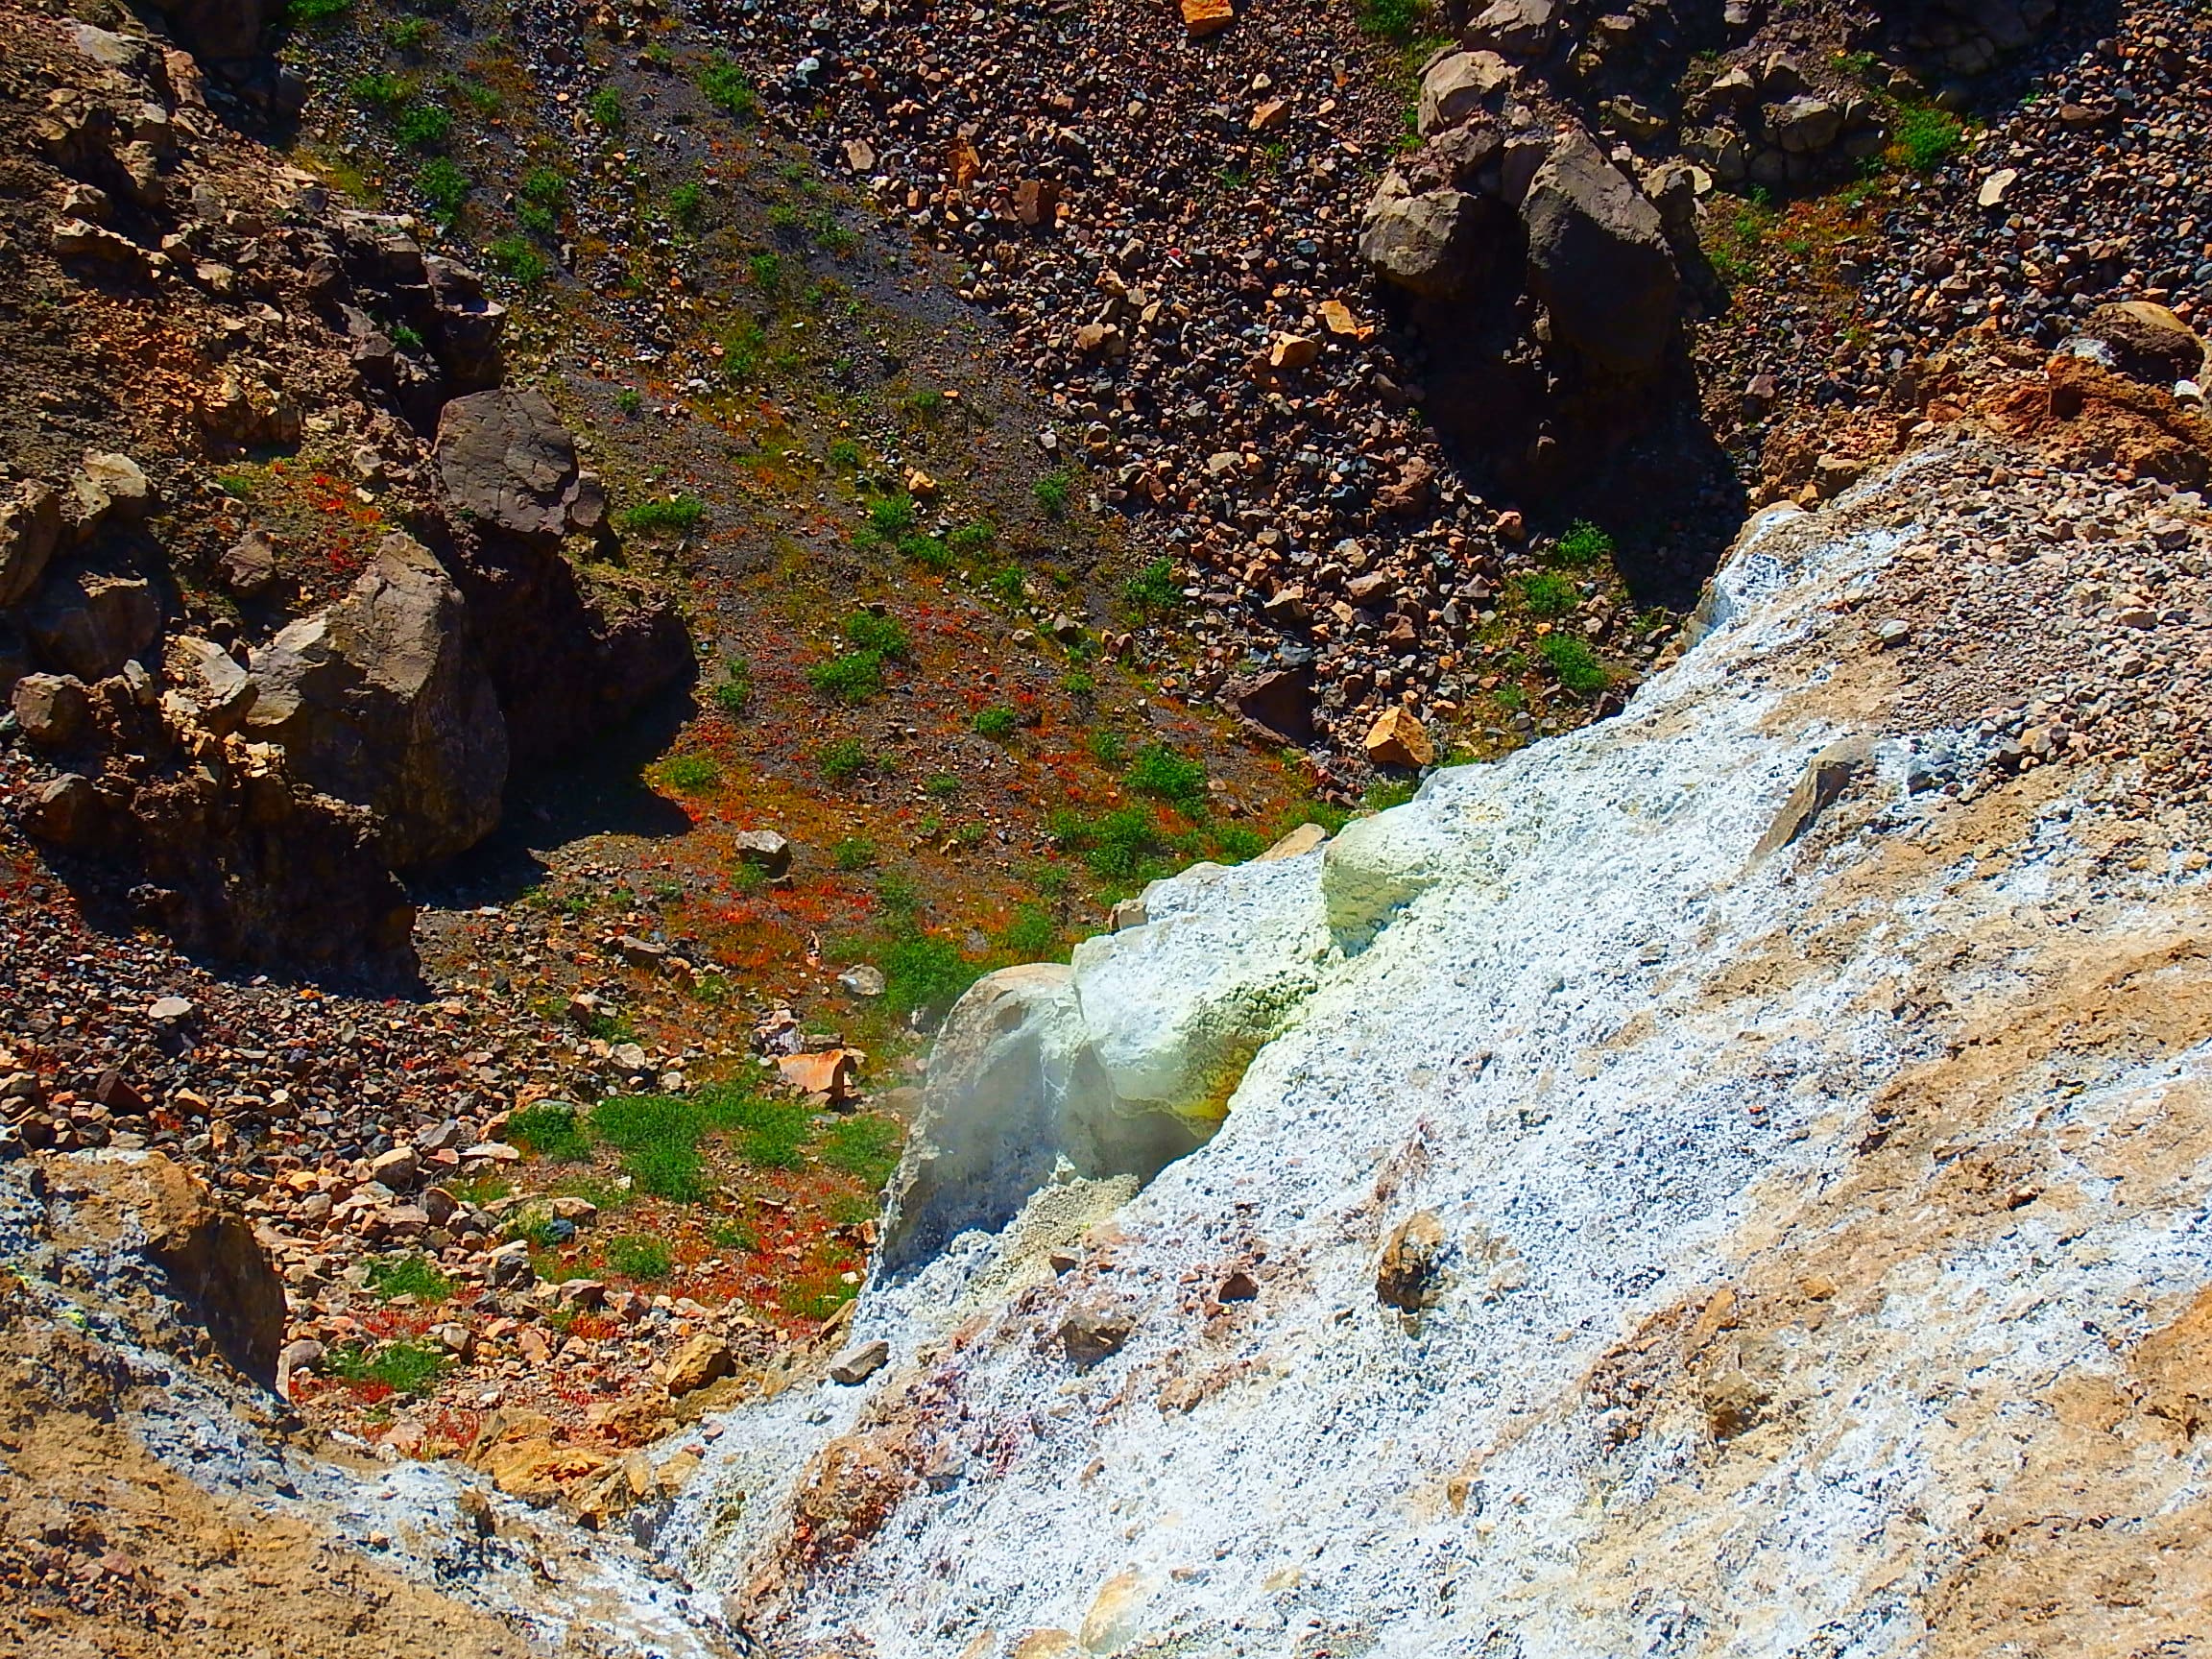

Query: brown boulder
[
  {"left": 1364, "top": 706, "right": 1435, "bottom": 769},
  {"left": 1518, "top": 128, "right": 1683, "bottom": 373},
  {"left": 20, "top": 566, "right": 160, "bottom": 681},
  {"left": 2069, "top": 301, "right": 2207, "bottom": 388},
  {"left": 435, "top": 389, "right": 599, "bottom": 547},
  {"left": 0, "top": 482, "right": 61, "bottom": 608},
  {"left": 245, "top": 532, "right": 508, "bottom": 865}
]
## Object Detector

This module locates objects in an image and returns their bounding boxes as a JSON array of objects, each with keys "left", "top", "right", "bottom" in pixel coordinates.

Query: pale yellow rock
[{"left": 1362, "top": 705, "right": 1434, "bottom": 768}]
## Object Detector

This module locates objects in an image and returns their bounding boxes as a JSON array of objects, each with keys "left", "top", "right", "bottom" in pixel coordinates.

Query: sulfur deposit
[{"left": 665, "top": 421, "right": 2212, "bottom": 1656}]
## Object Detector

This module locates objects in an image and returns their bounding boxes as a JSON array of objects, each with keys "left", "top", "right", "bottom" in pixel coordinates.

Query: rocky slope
[
  {"left": 0, "top": 1147, "right": 734, "bottom": 1657},
  {"left": 658, "top": 370, "right": 2212, "bottom": 1654}
]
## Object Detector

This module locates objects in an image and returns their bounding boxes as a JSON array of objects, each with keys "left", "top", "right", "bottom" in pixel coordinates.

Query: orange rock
[
  {"left": 1318, "top": 299, "right": 1371, "bottom": 339},
  {"left": 778, "top": 1048, "right": 857, "bottom": 1099},
  {"left": 1269, "top": 332, "right": 1319, "bottom": 370},
  {"left": 1363, "top": 706, "right": 1435, "bottom": 769},
  {"left": 1181, "top": 0, "right": 1235, "bottom": 36}
]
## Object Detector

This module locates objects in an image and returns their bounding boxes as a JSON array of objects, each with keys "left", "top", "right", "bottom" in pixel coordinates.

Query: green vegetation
[
  {"left": 831, "top": 837, "right": 878, "bottom": 871},
  {"left": 879, "top": 930, "right": 978, "bottom": 1019},
  {"left": 517, "top": 168, "right": 567, "bottom": 238},
  {"left": 1215, "top": 825, "right": 1266, "bottom": 861},
  {"left": 1061, "top": 670, "right": 1095, "bottom": 697},
  {"left": 350, "top": 72, "right": 406, "bottom": 108},
  {"left": 285, "top": 0, "right": 354, "bottom": 26},
  {"left": 507, "top": 1100, "right": 591, "bottom": 1162},
  {"left": 1049, "top": 803, "right": 1177, "bottom": 882},
  {"left": 819, "top": 1117, "right": 901, "bottom": 1189},
  {"left": 395, "top": 102, "right": 452, "bottom": 150},
  {"left": 998, "top": 905, "right": 1059, "bottom": 959},
  {"left": 1122, "top": 558, "right": 1181, "bottom": 617},
  {"left": 589, "top": 85, "right": 624, "bottom": 132},
  {"left": 708, "top": 1216, "right": 759, "bottom": 1252},
  {"left": 615, "top": 387, "right": 645, "bottom": 416},
  {"left": 327, "top": 1338, "right": 444, "bottom": 1395},
  {"left": 365, "top": 1253, "right": 451, "bottom": 1303},
  {"left": 668, "top": 180, "right": 707, "bottom": 230},
  {"left": 1127, "top": 743, "right": 1208, "bottom": 813},
  {"left": 949, "top": 520, "right": 997, "bottom": 559},
  {"left": 416, "top": 157, "right": 470, "bottom": 222},
  {"left": 603, "top": 1235, "right": 673, "bottom": 1280},
  {"left": 385, "top": 15, "right": 432, "bottom": 51},
  {"left": 1551, "top": 520, "right": 1614, "bottom": 565},
  {"left": 487, "top": 236, "right": 550, "bottom": 285},
  {"left": 865, "top": 493, "right": 919, "bottom": 542},
  {"left": 1891, "top": 105, "right": 1964, "bottom": 172},
  {"left": 828, "top": 437, "right": 863, "bottom": 469},
  {"left": 661, "top": 754, "right": 719, "bottom": 793},
  {"left": 844, "top": 611, "right": 910, "bottom": 658},
  {"left": 1032, "top": 469, "right": 1074, "bottom": 517},
  {"left": 1540, "top": 633, "right": 1608, "bottom": 695},
  {"left": 1089, "top": 730, "right": 1127, "bottom": 766},
  {"left": 698, "top": 54, "right": 759, "bottom": 119},
  {"left": 973, "top": 706, "right": 1019, "bottom": 739},
  {"left": 807, "top": 651, "right": 886, "bottom": 703},
  {"left": 1520, "top": 571, "right": 1578, "bottom": 617},
  {"left": 1356, "top": 0, "right": 1426, "bottom": 40},
  {"left": 819, "top": 737, "right": 870, "bottom": 781},
  {"left": 615, "top": 494, "right": 706, "bottom": 536},
  {"left": 710, "top": 657, "right": 753, "bottom": 714},
  {"left": 906, "top": 388, "right": 946, "bottom": 419}
]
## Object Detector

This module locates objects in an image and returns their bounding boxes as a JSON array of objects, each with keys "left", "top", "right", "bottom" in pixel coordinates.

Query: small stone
[
  {"left": 148, "top": 997, "right": 196, "bottom": 1024},
  {"left": 1363, "top": 706, "right": 1435, "bottom": 769},
  {"left": 1179, "top": 0, "right": 1234, "bottom": 36},
  {"left": 838, "top": 964, "right": 887, "bottom": 998},
  {"left": 665, "top": 1333, "right": 733, "bottom": 1396},
  {"left": 1873, "top": 619, "right": 1911, "bottom": 650},
  {"left": 733, "top": 830, "right": 792, "bottom": 876},
  {"left": 829, "top": 1338, "right": 890, "bottom": 1384},
  {"left": 1059, "top": 1304, "right": 1133, "bottom": 1367}
]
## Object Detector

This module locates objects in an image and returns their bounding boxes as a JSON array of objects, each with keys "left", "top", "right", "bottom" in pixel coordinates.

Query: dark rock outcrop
[
  {"left": 148, "top": 0, "right": 270, "bottom": 62},
  {"left": 245, "top": 532, "right": 508, "bottom": 866},
  {"left": 1517, "top": 129, "right": 1682, "bottom": 375}
]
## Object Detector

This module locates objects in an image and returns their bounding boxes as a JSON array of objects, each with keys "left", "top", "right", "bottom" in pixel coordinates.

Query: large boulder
[
  {"left": 1358, "top": 179, "right": 1483, "bottom": 300},
  {"left": 1416, "top": 51, "right": 1514, "bottom": 137},
  {"left": 2062, "top": 301, "right": 2207, "bottom": 389},
  {"left": 19, "top": 565, "right": 159, "bottom": 681},
  {"left": 1517, "top": 128, "right": 1683, "bottom": 373},
  {"left": 149, "top": 0, "right": 269, "bottom": 61},
  {"left": 435, "top": 389, "right": 601, "bottom": 546},
  {"left": 1470, "top": 0, "right": 1557, "bottom": 59},
  {"left": 245, "top": 532, "right": 508, "bottom": 865},
  {"left": 0, "top": 482, "right": 62, "bottom": 608}
]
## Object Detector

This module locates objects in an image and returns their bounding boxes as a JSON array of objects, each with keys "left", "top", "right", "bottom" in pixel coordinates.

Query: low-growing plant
[
  {"left": 710, "top": 657, "right": 752, "bottom": 714},
  {"left": 326, "top": 1338, "right": 445, "bottom": 1395},
  {"left": 385, "top": 15, "right": 432, "bottom": 51},
  {"left": 708, "top": 1216, "right": 758, "bottom": 1252},
  {"left": 615, "top": 495, "right": 706, "bottom": 535},
  {"left": 285, "top": 0, "right": 353, "bottom": 27},
  {"left": 1127, "top": 743, "right": 1208, "bottom": 813},
  {"left": 517, "top": 167, "right": 567, "bottom": 237},
  {"left": 588, "top": 84, "right": 624, "bottom": 132},
  {"left": 507, "top": 1100, "right": 590, "bottom": 1162},
  {"left": 615, "top": 387, "right": 644, "bottom": 416},
  {"left": 667, "top": 180, "right": 707, "bottom": 230},
  {"left": 661, "top": 754, "right": 719, "bottom": 793},
  {"left": 487, "top": 236, "right": 550, "bottom": 285},
  {"left": 819, "top": 1116, "right": 901, "bottom": 1189},
  {"left": 807, "top": 652, "right": 885, "bottom": 703},
  {"left": 831, "top": 837, "right": 878, "bottom": 871},
  {"left": 1121, "top": 558, "right": 1181, "bottom": 616},
  {"left": 1214, "top": 825, "right": 1266, "bottom": 862},
  {"left": 819, "top": 737, "right": 869, "bottom": 781},
  {"left": 365, "top": 1253, "right": 452, "bottom": 1303},
  {"left": 865, "top": 493, "right": 918, "bottom": 542},
  {"left": 998, "top": 905, "right": 1059, "bottom": 959},
  {"left": 1551, "top": 520, "right": 1614, "bottom": 565},
  {"left": 973, "top": 705, "right": 1019, "bottom": 739},
  {"left": 1540, "top": 633, "right": 1609, "bottom": 695},
  {"left": 1520, "top": 571, "right": 1579, "bottom": 617},
  {"left": 827, "top": 437, "right": 862, "bottom": 469},
  {"left": 844, "top": 611, "right": 909, "bottom": 658},
  {"left": 604, "top": 1234, "right": 673, "bottom": 1280},
  {"left": 697, "top": 54, "right": 758, "bottom": 118},
  {"left": 1089, "top": 730, "right": 1127, "bottom": 766},
  {"left": 906, "top": 388, "right": 946, "bottom": 418},
  {"left": 1061, "top": 670, "right": 1096, "bottom": 697},
  {"left": 1356, "top": 0, "right": 1425, "bottom": 39},
  {"left": 395, "top": 102, "right": 452, "bottom": 150},
  {"left": 879, "top": 929, "right": 978, "bottom": 1019},
  {"left": 1033, "top": 469, "right": 1074, "bottom": 517},
  {"left": 416, "top": 157, "right": 470, "bottom": 221},
  {"left": 1891, "top": 105, "right": 1964, "bottom": 173},
  {"left": 924, "top": 773, "right": 960, "bottom": 799},
  {"left": 948, "top": 520, "right": 997, "bottom": 559}
]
